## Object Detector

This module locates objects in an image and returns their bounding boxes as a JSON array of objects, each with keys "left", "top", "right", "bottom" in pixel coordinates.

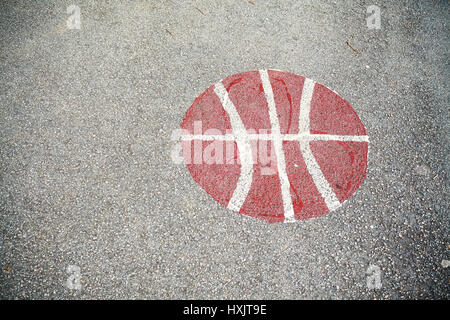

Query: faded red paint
[{"left": 180, "top": 70, "right": 368, "bottom": 223}]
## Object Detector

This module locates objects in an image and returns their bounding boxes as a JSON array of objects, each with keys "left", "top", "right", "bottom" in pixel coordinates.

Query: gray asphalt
[{"left": 0, "top": 0, "right": 448, "bottom": 299}]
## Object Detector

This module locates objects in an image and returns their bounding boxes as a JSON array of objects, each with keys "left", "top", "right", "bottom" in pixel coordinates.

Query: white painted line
[
  {"left": 298, "top": 78, "right": 315, "bottom": 134},
  {"left": 299, "top": 140, "right": 341, "bottom": 211},
  {"left": 180, "top": 134, "right": 237, "bottom": 141},
  {"left": 213, "top": 82, "right": 254, "bottom": 212},
  {"left": 306, "top": 134, "right": 370, "bottom": 142},
  {"left": 180, "top": 133, "right": 369, "bottom": 142},
  {"left": 260, "top": 70, "right": 295, "bottom": 223},
  {"left": 298, "top": 77, "right": 341, "bottom": 211}
]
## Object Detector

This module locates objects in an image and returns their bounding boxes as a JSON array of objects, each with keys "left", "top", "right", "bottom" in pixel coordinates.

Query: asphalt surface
[{"left": 0, "top": 0, "right": 448, "bottom": 299}]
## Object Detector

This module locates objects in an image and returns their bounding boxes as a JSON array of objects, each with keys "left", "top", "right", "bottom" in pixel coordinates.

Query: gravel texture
[{"left": 0, "top": 0, "right": 448, "bottom": 299}]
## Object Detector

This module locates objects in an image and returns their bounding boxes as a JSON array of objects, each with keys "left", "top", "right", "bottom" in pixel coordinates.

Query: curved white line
[
  {"left": 260, "top": 70, "right": 295, "bottom": 223},
  {"left": 213, "top": 82, "right": 253, "bottom": 212},
  {"left": 299, "top": 140, "right": 341, "bottom": 211},
  {"left": 298, "top": 78, "right": 341, "bottom": 211}
]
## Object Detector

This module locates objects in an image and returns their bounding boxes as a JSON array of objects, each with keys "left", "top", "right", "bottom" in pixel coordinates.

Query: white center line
[
  {"left": 260, "top": 69, "right": 295, "bottom": 223},
  {"left": 180, "top": 133, "right": 369, "bottom": 142}
]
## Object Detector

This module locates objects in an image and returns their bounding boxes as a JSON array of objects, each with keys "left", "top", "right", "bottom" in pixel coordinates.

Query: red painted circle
[{"left": 180, "top": 70, "right": 368, "bottom": 223}]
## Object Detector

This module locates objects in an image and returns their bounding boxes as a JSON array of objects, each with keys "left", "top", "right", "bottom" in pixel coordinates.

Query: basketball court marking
[
  {"left": 213, "top": 82, "right": 254, "bottom": 212},
  {"left": 260, "top": 69, "right": 295, "bottom": 222},
  {"left": 181, "top": 70, "right": 369, "bottom": 223},
  {"left": 297, "top": 77, "right": 341, "bottom": 211}
]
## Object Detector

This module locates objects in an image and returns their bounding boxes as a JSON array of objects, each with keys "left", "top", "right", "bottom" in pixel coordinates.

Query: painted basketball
[{"left": 180, "top": 70, "right": 368, "bottom": 223}]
